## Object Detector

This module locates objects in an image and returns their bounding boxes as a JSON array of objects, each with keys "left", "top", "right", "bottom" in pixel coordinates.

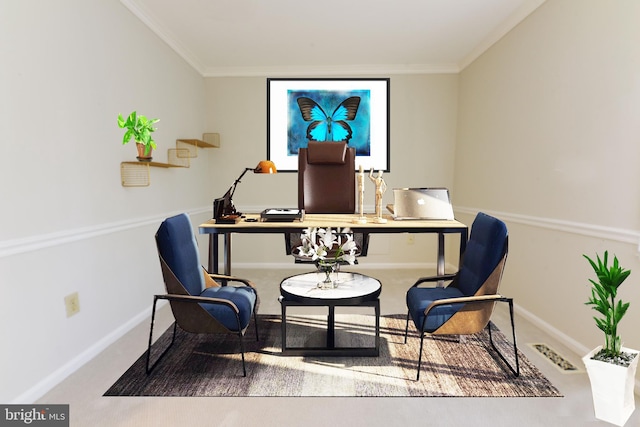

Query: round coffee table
[{"left": 279, "top": 271, "right": 381, "bottom": 356}]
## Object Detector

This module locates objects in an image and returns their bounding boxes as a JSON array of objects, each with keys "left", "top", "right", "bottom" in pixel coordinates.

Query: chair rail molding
[
  {"left": 9, "top": 205, "right": 637, "bottom": 259},
  {"left": 455, "top": 206, "right": 640, "bottom": 248},
  {"left": 0, "top": 207, "right": 211, "bottom": 258}
]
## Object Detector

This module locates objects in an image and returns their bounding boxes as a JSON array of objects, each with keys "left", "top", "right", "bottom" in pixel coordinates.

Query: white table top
[{"left": 280, "top": 271, "right": 381, "bottom": 300}]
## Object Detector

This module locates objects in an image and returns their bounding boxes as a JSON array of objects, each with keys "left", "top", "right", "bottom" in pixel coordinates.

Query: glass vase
[{"left": 317, "top": 260, "right": 339, "bottom": 289}]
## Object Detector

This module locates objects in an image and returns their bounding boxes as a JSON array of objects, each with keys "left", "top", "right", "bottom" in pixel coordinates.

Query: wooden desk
[{"left": 199, "top": 213, "right": 468, "bottom": 276}]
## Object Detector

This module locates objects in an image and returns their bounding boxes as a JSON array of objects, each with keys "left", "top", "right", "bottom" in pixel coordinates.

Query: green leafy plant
[
  {"left": 117, "top": 111, "right": 159, "bottom": 156},
  {"left": 584, "top": 251, "right": 631, "bottom": 359}
]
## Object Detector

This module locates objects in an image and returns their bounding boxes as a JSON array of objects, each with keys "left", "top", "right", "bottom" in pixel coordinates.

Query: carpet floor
[{"left": 105, "top": 314, "right": 562, "bottom": 397}]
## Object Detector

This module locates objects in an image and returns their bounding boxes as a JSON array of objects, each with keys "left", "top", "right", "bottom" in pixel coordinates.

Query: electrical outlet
[
  {"left": 64, "top": 292, "right": 80, "bottom": 317},
  {"left": 407, "top": 234, "right": 415, "bottom": 245}
]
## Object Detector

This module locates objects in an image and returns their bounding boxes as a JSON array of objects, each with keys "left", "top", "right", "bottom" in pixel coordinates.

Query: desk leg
[
  {"left": 224, "top": 233, "right": 232, "bottom": 275},
  {"left": 208, "top": 234, "right": 219, "bottom": 274},
  {"left": 437, "top": 232, "right": 445, "bottom": 276},
  {"left": 437, "top": 232, "right": 445, "bottom": 287}
]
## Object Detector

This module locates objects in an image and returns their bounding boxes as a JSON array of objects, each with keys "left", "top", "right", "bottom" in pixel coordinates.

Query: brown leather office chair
[
  {"left": 286, "top": 141, "right": 369, "bottom": 260},
  {"left": 298, "top": 141, "right": 356, "bottom": 213}
]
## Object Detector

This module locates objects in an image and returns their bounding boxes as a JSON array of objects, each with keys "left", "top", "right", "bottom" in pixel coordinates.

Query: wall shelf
[
  {"left": 176, "top": 134, "right": 219, "bottom": 158},
  {"left": 120, "top": 133, "right": 219, "bottom": 187}
]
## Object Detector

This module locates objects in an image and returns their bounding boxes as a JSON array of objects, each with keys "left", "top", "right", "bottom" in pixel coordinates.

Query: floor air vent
[{"left": 528, "top": 343, "right": 582, "bottom": 373}]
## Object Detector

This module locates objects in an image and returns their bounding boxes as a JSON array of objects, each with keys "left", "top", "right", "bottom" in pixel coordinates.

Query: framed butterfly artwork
[{"left": 267, "top": 78, "right": 390, "bottom": 172}]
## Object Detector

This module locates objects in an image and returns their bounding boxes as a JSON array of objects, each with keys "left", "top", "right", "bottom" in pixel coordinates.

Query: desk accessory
[
  {"left": 353, "top": 165, "right": 367, "bottom": 224},
  {"left": 391, "top": 188, "right": 454, "bottom": 220},
  {"left": 369, "top": 169, "right": 387, "bottom": 223},
  {"left": 260, "top": 208, "right": 303, "bottom": 222},
  {"left": 214, "top": 160, "right": 277, "bottom": 219},
  {"left": 215, "top": 214, "right": 240, "bottom": 224}
]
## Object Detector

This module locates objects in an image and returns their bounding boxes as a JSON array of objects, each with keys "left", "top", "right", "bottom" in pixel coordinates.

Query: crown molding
[
  {"left": 202, "top": 63, "right": 461, "bottom": 78},
  {"left": 120, "top": 0, "right": 459, "bottom": 78},
  {"left": 121, "top": 0, "right": 459, "bottom": 78},
  {"left": 120, "top": 0, "right": 206, "bottom": 75},
  {"left": 121, "top": 0, "right": 544, "bottom": 78},
  {"left": 458, "top": 0, "right": 547, "bottom": 71}
]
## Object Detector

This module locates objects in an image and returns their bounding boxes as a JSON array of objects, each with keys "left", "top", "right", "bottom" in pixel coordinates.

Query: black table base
[{"left": 279, "top": 297, "right": 380, "bottom": 357}]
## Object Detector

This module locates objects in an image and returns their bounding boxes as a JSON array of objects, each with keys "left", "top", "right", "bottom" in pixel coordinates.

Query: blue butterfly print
[{"left": 296, "top": 96, "right": 361, "bottom": 142}]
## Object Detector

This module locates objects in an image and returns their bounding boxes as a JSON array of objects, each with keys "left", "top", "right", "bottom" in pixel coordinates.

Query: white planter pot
[{"left": 582, "top": 346, "right": 639, "bottom": 426}]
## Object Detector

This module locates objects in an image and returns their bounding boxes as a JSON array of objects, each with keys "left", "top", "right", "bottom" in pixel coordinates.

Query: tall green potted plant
[
  {"left": 117, "top": 111, "right": 159, "bottom": 161},
  {"left": 582, "top": 251, "right": 638, "bottom": 426}
]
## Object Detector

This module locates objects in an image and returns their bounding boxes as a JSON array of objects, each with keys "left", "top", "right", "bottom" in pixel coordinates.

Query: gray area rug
[{"left": 105, "top": 314, "right": 562, "bottom": 397}]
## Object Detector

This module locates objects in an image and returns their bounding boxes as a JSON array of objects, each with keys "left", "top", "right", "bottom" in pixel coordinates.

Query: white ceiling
[{"left": 121, "top": 0, "right": 545, "bottom": 77}]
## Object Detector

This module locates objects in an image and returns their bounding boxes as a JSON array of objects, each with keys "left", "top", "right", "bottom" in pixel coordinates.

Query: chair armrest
[
  {"left": 206, "top": 273, "right": 257, "bottom": 290},
  {"left": 155, "top": 293, "right": 240, "bottom": 313},
  {"left": 423, "top": 294, "right": 507, "bottom": 316},
  {"left": 412, "top": 274, "right": 457, "bottom": 287}
]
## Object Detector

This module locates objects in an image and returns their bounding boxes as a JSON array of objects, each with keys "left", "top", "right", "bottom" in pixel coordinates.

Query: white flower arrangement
[{"left": 296, "top": 227, "right": 357, "bottom": 265}]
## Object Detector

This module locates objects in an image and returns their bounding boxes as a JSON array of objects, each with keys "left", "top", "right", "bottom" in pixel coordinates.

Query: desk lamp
[{"left": 214, "top": 160, "right": 277, "bottom": 218}]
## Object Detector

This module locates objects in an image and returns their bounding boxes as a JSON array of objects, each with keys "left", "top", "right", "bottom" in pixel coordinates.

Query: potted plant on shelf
[
  {"left": 117, "top": 111, "right": 159, "bottom": 161},
  {"left": 582, "top": 251, "right": 638, "bottom": 426}
]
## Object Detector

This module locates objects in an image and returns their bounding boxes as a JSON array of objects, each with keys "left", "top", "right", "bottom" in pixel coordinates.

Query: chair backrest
[
  {"left": 454, "top": 212, "right": 508, "bottom": 296},
  {"left": 155, "top": 213, "right": 204, "bottom": 296},
  {"left": 298, "top": 141, "right": 356, "bottom": 213}
]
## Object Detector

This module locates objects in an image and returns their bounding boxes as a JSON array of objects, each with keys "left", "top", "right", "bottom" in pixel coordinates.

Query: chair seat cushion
[
  {"left": 199, "top": 286, "right": 257, "bottom": 331},
  {"left": 406, "top": 286, "right": 465, "bottom": 333}
]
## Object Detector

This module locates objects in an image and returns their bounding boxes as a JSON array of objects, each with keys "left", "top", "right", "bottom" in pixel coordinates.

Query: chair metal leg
[
  {"left": 404, "top": 311, "right": 411, "bottom": 344},
  {"left": 404, "top": 312, "right": 429, "bottom": 381},
  {"left": 238, "top": 333, "right": 247, "bottom": 377},
  {"left": 231, "top": 310, "right": 250, "bottom": 377},
  {"left": 416, "top": 333, "right": 426, "bottom": 381},
  {"left": 488, "top": 298, "right": 520, "bottom": 377},
  {"left": 147, "top": 294, "right": 256, "bottom": 377},
  {"left": 253, "top": 310, "right": 259, "bottom": 341},
  {"left": 414, "top": 314, "right": 431, "bottom": 381},
  {"left": 408, "top": 298, "right": 519, "bottom": 381},
  {"left": 146, "top": 296, "right": 178, "bottom": 374}
]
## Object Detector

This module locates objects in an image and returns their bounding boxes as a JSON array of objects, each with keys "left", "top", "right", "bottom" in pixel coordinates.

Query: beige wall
[
  {"left": 5, "top": 0, "right": 640, "bottom": 404},
  {"left": 202, "top": 74, "right": 460, "bottom": 266},
  {"left": 455, "top": 0, "right": 640, "bottom": 355},
  {"left": 1, "top": 0, "right": 210, "bottom": 402}
]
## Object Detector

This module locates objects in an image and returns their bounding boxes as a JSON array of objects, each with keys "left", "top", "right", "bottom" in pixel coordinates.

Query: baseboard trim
[
  {"left": 10, "top": 206, "right": 640, "bottom": 400},
  {"left": 11, "top": 304, "right": 161, "bottom": 404},
  {"left": 514, "top": 301, "right": 640, "bottom": 395},
  {"left": 17, "top": 267, "right": 639, "bottom": 402},
  {"left": 514, "top": 302, "right": 590, "bottom": 357}
]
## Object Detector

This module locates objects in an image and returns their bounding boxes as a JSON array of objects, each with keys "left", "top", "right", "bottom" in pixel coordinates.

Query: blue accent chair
[
  {"left": 405, "top": 212, "right": 519, "bottom": 380},
  {"left": 147, "top": 213, "right": 259, "bottom": 376}
]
